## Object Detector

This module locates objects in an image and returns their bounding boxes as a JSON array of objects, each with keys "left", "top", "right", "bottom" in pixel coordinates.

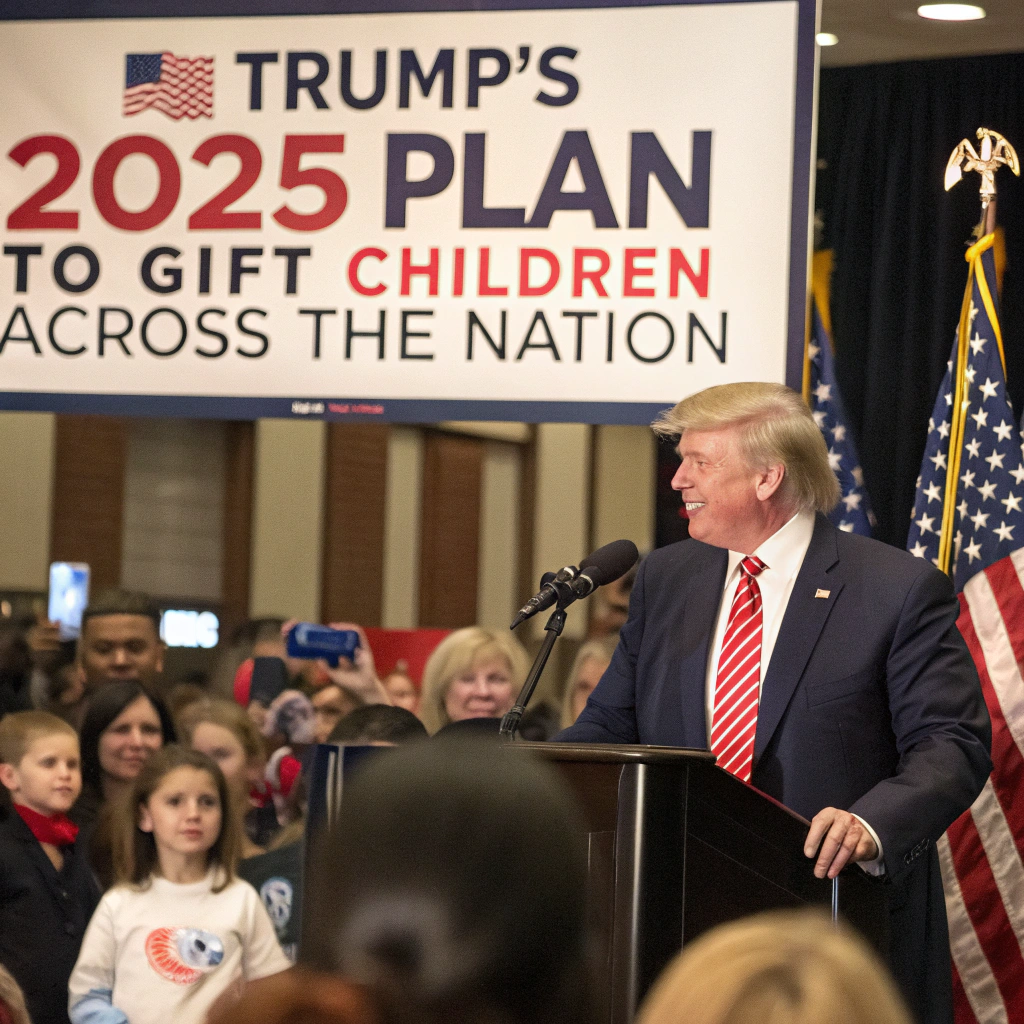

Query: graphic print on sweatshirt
[{"left": 145, "top": 927, "right": 225, "bottom": 983}]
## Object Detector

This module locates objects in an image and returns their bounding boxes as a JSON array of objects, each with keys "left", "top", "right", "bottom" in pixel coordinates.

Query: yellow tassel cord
[
  {"left": 803, "top": 250, "right": 835, "bottom": 405},
  {"left": 936, "top": 233, "right": 999, "bottom": 574}
]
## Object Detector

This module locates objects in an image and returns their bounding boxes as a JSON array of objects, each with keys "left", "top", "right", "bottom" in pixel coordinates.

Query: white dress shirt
[{"left": 703, "top": 509, "right": 885, "bottom": 873}]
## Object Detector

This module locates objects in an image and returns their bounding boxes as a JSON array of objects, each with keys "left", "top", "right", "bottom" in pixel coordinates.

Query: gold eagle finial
[{"left": 945, "top": 128, "right": 1020, "bottom": 207}]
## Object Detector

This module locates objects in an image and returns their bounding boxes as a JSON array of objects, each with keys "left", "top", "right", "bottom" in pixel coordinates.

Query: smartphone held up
[
  {"left": 286, "top": 622, "right": 360, "bottom": 667},
  {"left": 48, "top": 562, "right": 90, "bottom": 640}
]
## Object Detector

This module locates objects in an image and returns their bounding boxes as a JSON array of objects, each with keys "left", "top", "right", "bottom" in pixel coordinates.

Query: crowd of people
[
  {"left": 0, "top": 570, "right": 917, "bottom": 1024},
  {"left": 0, "top": 578, "right": 632, "bottom": 1024}
]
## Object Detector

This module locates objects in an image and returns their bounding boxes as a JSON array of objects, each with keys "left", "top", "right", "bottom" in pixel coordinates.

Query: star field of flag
[
  {"left": 907, "top": 245, "right": 1024, "bottom": 591},
  {"left": 125, "top": 53, "right": 164, "bottom": 88},
  {"left": 808, "top": 304, "right": 875, "bottom": 535}
]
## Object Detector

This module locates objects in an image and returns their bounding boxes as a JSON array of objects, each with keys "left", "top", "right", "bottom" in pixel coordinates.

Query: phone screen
[
  {"left": 48, "top": 562, "right": 90, "bottom": 640},
  {"left": 249, "top": 656, "right": 289, "bottom": 707}
]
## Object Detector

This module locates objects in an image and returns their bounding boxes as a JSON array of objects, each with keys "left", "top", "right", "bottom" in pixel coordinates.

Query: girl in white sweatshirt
[{"left": 69, "top": 745, "right": 290, "bottom": 1024}]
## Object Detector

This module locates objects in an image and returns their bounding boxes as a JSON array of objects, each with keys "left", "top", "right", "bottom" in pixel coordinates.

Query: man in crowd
[
  {"left": 558, "top": 382, "right": 991, "bottom": 1024},
  {"left": 77, "top": 589, "right": 164, "bottom": 693}
]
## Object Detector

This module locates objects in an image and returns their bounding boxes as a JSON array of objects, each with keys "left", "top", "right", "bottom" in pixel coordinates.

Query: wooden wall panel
[
  {"left": 250, "top": 420, "right": 326, "bottom": 622},
  {"left": 517, "top": 426, "right": 538, "bottom": 609},
  {"left": 321, "top": 424, "right": 389, "bottom": 625},
  {"left": 419, "top": 431, "right": 483, "bottom": 628},
  {"left": 221, "top": 421, "right": 254, "bottom": 638},
  {"left": 49, "top": 415, "right": 127, "bottom": 591}
]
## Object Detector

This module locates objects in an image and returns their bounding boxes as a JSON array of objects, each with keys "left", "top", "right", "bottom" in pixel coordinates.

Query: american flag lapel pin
[{"left": 815, "top": 589, "right": 831, "bottom": 599}]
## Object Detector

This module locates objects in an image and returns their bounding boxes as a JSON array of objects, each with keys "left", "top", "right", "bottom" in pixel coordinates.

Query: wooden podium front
[{"left": 516, "top": 743, "right": 887, "bottom": 1024}]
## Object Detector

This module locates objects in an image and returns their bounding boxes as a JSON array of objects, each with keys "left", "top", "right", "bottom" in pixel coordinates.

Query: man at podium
[{"left": 557, "top": 382, "right": 991, "bottom": 1024}]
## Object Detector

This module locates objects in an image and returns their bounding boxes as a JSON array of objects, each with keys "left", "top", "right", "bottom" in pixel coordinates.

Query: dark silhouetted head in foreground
[{"left": 302, "top": 739, "right": 591, "bottom": 1024}]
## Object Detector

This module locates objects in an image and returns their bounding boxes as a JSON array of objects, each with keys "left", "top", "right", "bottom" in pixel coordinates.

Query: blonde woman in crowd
[
  {"left": 419, "top": 627, "right": 530, "bottom": 734},
  {"left": 560, "top": 636, "right": 618, "bottom": 729},
  {"left": 636, "top": 909, "right": 913, "bottom": 1024}
]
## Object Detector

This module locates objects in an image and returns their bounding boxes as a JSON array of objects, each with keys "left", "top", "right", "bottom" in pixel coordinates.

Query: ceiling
[{"left": 819, "top": 0, "right": 1024, "bottom": 67}]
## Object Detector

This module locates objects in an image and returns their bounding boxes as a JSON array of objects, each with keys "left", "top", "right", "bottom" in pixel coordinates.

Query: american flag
[
  {"left": 123, "top": 53, "right": 213, "bottom": 121},
  {"left": 906, "top": 232, "right": 1024, "bottom": 1023},
  {"left": 806, "top": 289, "right": 875, "bottom": 535}
]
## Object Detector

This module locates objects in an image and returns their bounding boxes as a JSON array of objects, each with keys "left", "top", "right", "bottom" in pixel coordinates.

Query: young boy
[{"left": 0, "top": 711, "right": 100, "bottom": 1024}]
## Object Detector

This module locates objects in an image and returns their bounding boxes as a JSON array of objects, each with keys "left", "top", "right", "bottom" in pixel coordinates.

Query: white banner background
[{"left": 0, "top": 2, "right": 809, "bottom": 421}]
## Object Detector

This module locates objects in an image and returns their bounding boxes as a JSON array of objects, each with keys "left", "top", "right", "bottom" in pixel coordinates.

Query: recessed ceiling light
[
  {"left": 917, "top": 4, "right": 986, "bottom": 20},
  {"left": 816, "top": 32, "right": 839, "bottom": 46}
]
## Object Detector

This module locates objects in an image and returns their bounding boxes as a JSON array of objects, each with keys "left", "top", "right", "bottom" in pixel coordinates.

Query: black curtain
[{"left": 818, "top": 53, "right": 1024, "bottom": 548}]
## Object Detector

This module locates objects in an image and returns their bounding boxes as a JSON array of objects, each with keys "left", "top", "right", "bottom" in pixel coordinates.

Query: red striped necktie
[{"left": 710, "top": 554, "right": 767, "bottom": 782}]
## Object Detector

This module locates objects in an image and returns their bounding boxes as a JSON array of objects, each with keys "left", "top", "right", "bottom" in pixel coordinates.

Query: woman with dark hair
[
  {"left": 210, "top": 738, "right": 594, "bottom": 1024},
  {"left": 73, "top": 681, "right": 176, "bottom": 886}
]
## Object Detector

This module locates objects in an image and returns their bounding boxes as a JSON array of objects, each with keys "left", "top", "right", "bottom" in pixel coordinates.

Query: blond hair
[
  {"left": 419, "top": 627, "right": 530, "bottom": 734},
  {"left": 653, "top": 383, "right": 840, "bottom": 514},
  {"left": 637, "top": 910, "right": 912, "bottom": 1024},
  {"left": 0, "top": 963, "right": 32, "bottom": 1024},
  {"left": 0, "top": 710, "right": 77, "bottom": 766},
  {"left": 561, "top": 637, "right": 618, "bottom": 729}
]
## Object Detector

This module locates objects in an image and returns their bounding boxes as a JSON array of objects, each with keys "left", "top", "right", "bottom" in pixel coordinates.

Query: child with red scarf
[{"left": 0, "top": 711, "right": 100, "bottom": 1024}]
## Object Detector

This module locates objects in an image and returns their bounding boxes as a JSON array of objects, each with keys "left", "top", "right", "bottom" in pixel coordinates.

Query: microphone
[
  {"left": 510, "top": 540, "right": 639, "bottom": 629},
  {"left": 510, "top": 564, "right": 580, "bottom": 630},
  {"left": 568, "top": 539, "right": 640, "bottom": 601},
  {"left": 499, "top": 538, "right": 640, "bottom": 740}
]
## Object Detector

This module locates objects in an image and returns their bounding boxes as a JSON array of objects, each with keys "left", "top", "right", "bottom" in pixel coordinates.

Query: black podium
[
  {"left": 306, "top": 741, "right": 887, "bottom": 1024},
  {"left": 514, "top": 743, "right": 887, "bottom": 1024}
]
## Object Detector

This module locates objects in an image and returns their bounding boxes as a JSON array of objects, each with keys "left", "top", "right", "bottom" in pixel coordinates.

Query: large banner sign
[{"left": 0, "top": 0, "right": 816, "bottom": 422}]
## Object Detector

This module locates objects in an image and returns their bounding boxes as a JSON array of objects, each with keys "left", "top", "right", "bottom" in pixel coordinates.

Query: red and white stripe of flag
[{"left": 943, "top": 549, "right": 1024, "bottom": 1023}]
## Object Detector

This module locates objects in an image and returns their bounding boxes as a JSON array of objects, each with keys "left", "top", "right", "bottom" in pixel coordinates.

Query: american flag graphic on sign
[{"left": 123, "top": 53, "right": 213, "bottom": 120}]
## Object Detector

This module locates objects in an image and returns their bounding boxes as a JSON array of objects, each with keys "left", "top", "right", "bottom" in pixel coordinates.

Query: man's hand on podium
[{"left": 804, "top": 807, "right": 879, "bottom": 879}]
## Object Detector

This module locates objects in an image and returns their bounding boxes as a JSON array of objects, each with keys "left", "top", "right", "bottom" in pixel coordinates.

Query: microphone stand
[{"left": 499, "top": 600, "right": 570, "bottom": 740}]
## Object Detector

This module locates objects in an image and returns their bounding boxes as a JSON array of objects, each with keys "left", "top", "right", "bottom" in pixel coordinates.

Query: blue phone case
[{"left": 286, "top": 623, "right": 360, "bottom": 668}]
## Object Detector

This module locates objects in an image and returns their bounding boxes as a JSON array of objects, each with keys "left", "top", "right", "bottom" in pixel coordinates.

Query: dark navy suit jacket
[{"left": 558, "top": 514, "right": 992, "bottom": 1023}]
